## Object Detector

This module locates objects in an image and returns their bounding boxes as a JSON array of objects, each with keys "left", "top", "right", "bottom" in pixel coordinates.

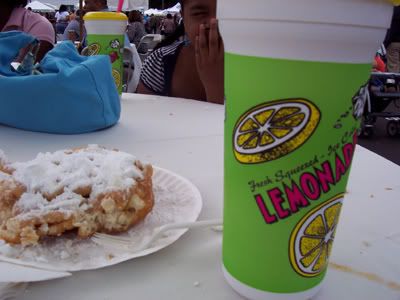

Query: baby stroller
[{"left": 359, "top": 72, "right": 400, "bottom": 137}]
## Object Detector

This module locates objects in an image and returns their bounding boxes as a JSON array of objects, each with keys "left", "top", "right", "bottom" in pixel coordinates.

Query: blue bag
[{"left": 0, "top": 31, "right": 120, "bottom": 134}]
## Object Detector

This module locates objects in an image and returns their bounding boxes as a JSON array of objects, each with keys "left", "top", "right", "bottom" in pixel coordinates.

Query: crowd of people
[
  {"left": 26, "top": 5, "right": 181, "bottom": 47},
  {"left": 3, "top": 0, "right": 400, "bottom": 106},
  {"left": 0, "top": 0, "right": 224, "bottom": 104}
]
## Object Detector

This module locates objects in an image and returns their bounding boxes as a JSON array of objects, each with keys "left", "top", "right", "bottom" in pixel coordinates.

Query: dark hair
[
  {"left": 76, "top": 9, "right": 84, "bottom": 17},
  {"left": 99, "top": 0, "right": 108, "bottom": 7},
  {"left": 166, "top": 13, "right": 172, "bottom": 19},
  {"left": 128, "top": 10, "right": 142, "bottom": 23},
  {"left": 154, "top": 22, "right": 185, "bottom": 50},
  {"left": 59, "top": 4, "right": 68, "bottom": 12},
  {"left": 4, "top": 0, "right": 28, "bottom": 7}
]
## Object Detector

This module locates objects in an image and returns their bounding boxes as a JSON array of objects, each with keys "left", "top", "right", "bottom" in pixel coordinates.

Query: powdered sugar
[
  {"left": 0, "top": 145, "right": 148, "bottom": 226},
  {"left": 0, "top": 167, "right": 202, "bottom": 271},
  {"left": 13, "top": 193, "right": 48, "bottom": 213},
  {"left": 11, "top": 145, "right": 143, "bottom": 198},
  {"left": 13, "top": 191, "right": 87, "bottom": 221}
]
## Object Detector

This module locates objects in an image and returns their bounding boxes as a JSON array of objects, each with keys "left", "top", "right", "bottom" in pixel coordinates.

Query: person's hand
[{"left": 195, "top": 18, "right": 224, "bottom": 104}]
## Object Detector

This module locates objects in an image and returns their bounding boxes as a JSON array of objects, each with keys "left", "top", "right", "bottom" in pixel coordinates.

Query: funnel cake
[
  {"left": 0, "top": 145, "right": 154, "bottom": 246},
  {"left": 0, "top": 149, "right": 12, "bottom": 175}
]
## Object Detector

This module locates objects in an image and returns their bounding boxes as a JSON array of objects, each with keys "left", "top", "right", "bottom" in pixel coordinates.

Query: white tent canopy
[
  {"left": 26, "top": 1, "right": 55, "bottom": 12},
  {"left": 162, "top": 2, "right": 181, "bottom": 13},
  {"left": 144, "top": 8, "right": 164, "bottom": 16},
  {"left": 144, "top": 3, "right": 181, "bottom": 16},
  {"left": 43, "top": 3, "right": 58, "bottom": 10}
]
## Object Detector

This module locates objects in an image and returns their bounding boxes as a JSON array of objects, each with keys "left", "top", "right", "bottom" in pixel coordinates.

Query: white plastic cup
[
  {"left": 83, "top": 12, "right": 128, "bottom": 94},
  {"left": 218, "top": 0, "right": 392, "bottom": 63},
  {"left": 219, "top": 1, "right": 393, "bottom": 299}
]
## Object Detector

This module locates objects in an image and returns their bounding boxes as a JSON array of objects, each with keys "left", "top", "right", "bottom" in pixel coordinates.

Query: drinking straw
[{"left": 117, "top": 0, "right": 124, "bottom": 12}]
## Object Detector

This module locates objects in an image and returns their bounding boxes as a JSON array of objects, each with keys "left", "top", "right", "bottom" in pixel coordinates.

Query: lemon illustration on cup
[
  {"left": 112, "top": 69, "right": 121, "bottom": 89},
  {"left": 289, "top": 194, "right": 343, "bottom": 277},
  {"left": 86, "top": 43, "right": 101, "bottom": 55},
  {"left": 233, "top": 99, "right": 321, "bottom": 164}
]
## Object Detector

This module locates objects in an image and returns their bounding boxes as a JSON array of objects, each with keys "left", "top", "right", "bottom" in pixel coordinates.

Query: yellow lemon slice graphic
[
  {"left": 289, "top": 194, "right": 343, "bottom": 278},
  {"left": 233, "top": 99, "right": 320, "bottom": 164},
  {"left": 86, "top": 43, "right": 101, "bottom": 56},
  {"left": 112, "top": 69, "right": 121, "bottom": 88}
]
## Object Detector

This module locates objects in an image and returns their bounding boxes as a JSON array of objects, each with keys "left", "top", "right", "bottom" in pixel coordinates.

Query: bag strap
[{"left": 0, "top": 31, "right": 37, "bottom": 76}]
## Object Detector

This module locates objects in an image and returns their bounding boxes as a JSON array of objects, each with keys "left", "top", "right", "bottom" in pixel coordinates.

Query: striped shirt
[{"left": 140, "top": 41, "right": 184, "bottom": 96}]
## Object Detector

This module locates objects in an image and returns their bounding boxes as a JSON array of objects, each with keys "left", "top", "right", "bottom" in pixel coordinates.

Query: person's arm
[
  {"left": 63, "top": 12, "right": 70, "bottom": 22},
  {"left": 15, "top": 39, "right": 53, "bottom": 63},
  {"left": 29, "top": 14, "right": 56, "bottom": 62},
  {"left": 136, "top": 80, "right": 158, "bottom": 95},
  {"left": 36, "top": 40, "right": 53, "bottom": 62},
  {"left": 135, "top": 47, "right": 165, "bottom": 95},
  {"left": 195, "top": 19, "right": 224, "bottom": 104}
]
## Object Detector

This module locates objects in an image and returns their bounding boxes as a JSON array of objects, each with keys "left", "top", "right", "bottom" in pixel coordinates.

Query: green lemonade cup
[
  {"left": 218, "top": 0, "right": 394, "bottom": 299},
  {"left": 84, "top": 12, "right": 128, "bottom": 94}
]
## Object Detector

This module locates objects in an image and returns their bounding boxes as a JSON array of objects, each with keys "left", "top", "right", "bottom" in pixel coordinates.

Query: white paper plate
[{"left": 0, "top": 167, "right": 202, "bottom": 272}]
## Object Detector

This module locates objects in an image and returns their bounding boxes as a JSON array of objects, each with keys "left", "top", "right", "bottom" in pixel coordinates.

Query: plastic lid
[
  {"left": 217, "top": 0, "right": 392, "bottom": 29},
  {"left": 83, "top": 12, "right": 127, "bottom": 21}
]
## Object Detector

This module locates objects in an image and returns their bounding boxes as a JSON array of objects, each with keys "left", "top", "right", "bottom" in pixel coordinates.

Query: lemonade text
[{"left": 254, "top": 132, "right": 357, "bottom": 224}]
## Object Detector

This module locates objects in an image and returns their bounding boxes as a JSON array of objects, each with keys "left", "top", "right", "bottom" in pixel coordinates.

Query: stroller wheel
[{"left": 386, "top": 121, "right": 398, "bottom": 137}]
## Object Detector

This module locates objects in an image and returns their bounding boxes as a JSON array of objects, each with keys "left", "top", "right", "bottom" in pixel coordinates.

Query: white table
[{"left": 0, "top": 94, "right": 399, "bottom": 300}]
